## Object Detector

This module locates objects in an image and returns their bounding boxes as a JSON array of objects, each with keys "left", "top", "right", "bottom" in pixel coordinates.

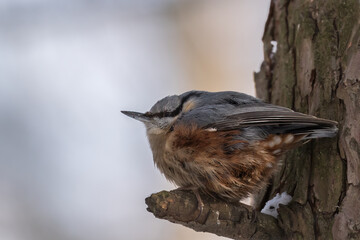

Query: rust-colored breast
[{"left": 160, "top": 124, "right": 301, "bottom": 202}]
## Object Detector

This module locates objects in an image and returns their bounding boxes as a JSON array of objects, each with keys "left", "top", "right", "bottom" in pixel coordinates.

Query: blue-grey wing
[{"left": 176, "top": 92, "right": 337, "bottom": 140}]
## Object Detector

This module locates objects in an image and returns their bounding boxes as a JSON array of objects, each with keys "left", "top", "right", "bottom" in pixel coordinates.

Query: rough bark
[
  {"left": 255, "top": 0, "right": 360, "bottom": 239},
  {"left": 146, "top": 0, "right": 360, "bottom": 239},
  {"left": 146, "top": 190, "right": 284, "bottom": 240}
]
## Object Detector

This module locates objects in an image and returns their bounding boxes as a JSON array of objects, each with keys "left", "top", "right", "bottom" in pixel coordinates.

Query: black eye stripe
[{"left": 147, "top": 92, "right": 202, "bottom": 118}]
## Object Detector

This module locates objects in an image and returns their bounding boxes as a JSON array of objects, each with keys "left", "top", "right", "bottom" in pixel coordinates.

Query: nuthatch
[{"left": 122, "top": 91, "right": 337, "bottom": 212}]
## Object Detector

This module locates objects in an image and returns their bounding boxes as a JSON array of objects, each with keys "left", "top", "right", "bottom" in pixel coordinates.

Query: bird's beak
[{"left": 121, "top": 110, "right": 151, "bottom": 123}]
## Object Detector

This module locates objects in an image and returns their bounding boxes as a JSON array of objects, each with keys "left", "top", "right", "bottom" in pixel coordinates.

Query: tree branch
[{"left": 145, "top": 189, "right": 285, "bottom": 240}]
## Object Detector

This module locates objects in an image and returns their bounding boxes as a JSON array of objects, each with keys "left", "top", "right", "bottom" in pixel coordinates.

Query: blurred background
[{"left": 0, "top": 0, "right": 269, "bottom": 239}]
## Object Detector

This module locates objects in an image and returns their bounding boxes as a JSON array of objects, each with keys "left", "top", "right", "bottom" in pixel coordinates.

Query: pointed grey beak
[{"left": 121, "top": 110, "right": 151, "bottom": 123}]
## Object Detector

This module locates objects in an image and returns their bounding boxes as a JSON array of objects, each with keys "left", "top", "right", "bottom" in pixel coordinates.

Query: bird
[{"left": 122, "top": 90, "right": 338, "bottom": 213}]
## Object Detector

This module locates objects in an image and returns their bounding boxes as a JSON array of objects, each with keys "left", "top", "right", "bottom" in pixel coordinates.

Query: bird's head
[{"left": 122, "top": 94, "right": 185, "bottom": 135}]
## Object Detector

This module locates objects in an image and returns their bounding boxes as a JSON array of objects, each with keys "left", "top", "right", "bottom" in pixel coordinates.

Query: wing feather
[{"left": 177, "top": 101, "right": 337, "bottom": 140}]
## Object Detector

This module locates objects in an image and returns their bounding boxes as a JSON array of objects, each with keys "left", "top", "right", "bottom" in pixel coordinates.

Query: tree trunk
[
  {"left": 146, "top": 0, "right": 360, "bottom": 239},
  {"left": 254, "top": 0, "right": 360, "bottom": 239}
]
